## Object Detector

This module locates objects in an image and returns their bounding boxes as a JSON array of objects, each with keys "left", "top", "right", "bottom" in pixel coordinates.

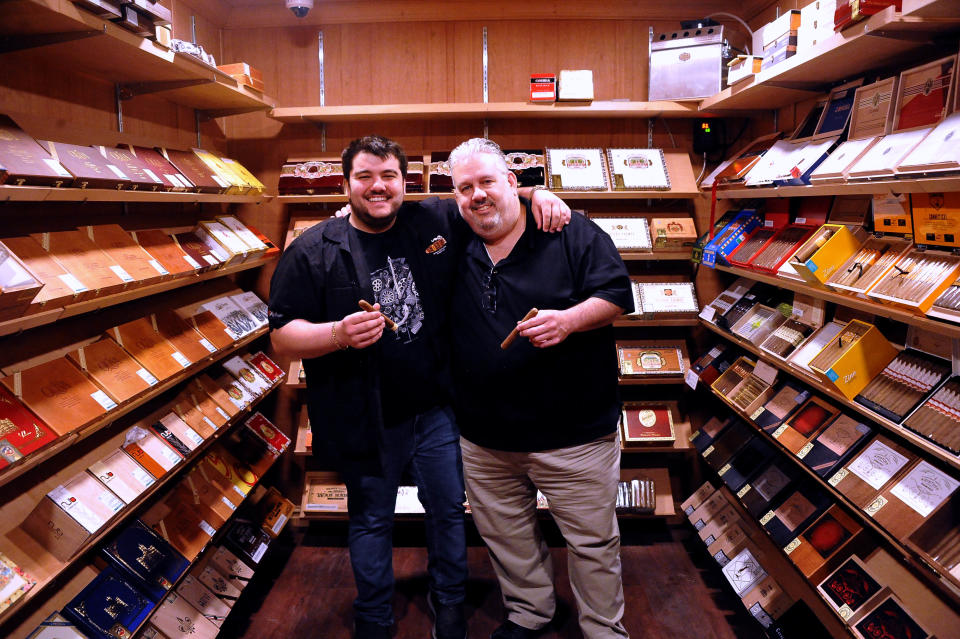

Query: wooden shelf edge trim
[
  {"left": 708, "top": 174, "right": 960, "bottom": 200},
  {"left": 0, "top": 185, "right": 266, "bottom": 203}
]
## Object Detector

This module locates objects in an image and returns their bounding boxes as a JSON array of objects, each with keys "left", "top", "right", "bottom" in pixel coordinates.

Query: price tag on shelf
[{"left": 685, "top": 369, "right": 699, "bottom": 390}]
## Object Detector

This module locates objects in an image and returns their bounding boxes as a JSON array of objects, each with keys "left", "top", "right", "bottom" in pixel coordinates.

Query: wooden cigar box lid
[
  {"left": 130, "top": 229, "right": 199, "bottom": 275},
  {"left": 218, "top": 371, "right": 254, "bottom": 410},
  {"left": 67, "top": 338, "right": 156, "bottom": 404},
  {"left": 194, "top": 457, "right": 245, "bottom": 507},
  {"left": 191, "top": 149, "right": 245, "bottom": 193},
  {"left": 0, "top": 382, "right": 61, "bottom": 460},
  {"left": 83, "top": 224, "right": 169, "bottom": 285},
  {"left": 204, "top": 446, "right": 254, "bottom": 496},
  {"left": 0, "top": 115, "right": 73, "bottom": 187},
  {"left": 153, "top": 310, "right": 217, "bottom": 364},
  {"left": 243, "top": 352, "right": 283, "bottom": 384},
  {"left": 150, "top": 500, "right": 214, "bottom": 561},
  {"left": 178, "top": 472, "right": 232, "bottom": 527},
  {"left": 19, "top": 495, "right": 90, "bottom": 562},
  {"left": 128, "top": 145, "right": 193, "bottom": 191},
  {"left": 176, "top": 574, "right": 231, "bottom": 628},
  {"left": 2, "top": 357, "right": 113, "bottom": 433},
  {"left": 95, "top": 145, "right": 165, "bottom": 190},
  {"left": 223, "top": 355, "right": 271, "bottom": 396},
  {"left": 681, "top": 481, "right": 718, "bottom": 517},
  {"left": 707, "top": 522, "right": 752, "bottom": 566},
  {"left": 868, "top": 459, "right": 959, "bottom": 539},
  {"left": 830, "top": 435, "right": 916, "bottom": 509},
  {"left": 150, "top": 591, "right": 220, "bottom": 639},
  {"left": 88, "top": 448, "right": 155, "bottom": 504},
  {"left": 773, "top": 396, "right": 840, "bottom": 455},
  {"left": 171, "top": 397, "right": 217, "bottom": 439},
  {"left": 184, "top": 311, "right": 236, "bottom": 350},
  {"left": 123, "top": 425, "right": 181, "bottom": 478},
  {"left": 2, "top": 235, "right": 93, "bottom": 306},
  {"left": 192, "top": 374, "right": 240, "bottom": 417},
  {"left": 58, "top": 471, "right": 125, "bottom": 532},
  {"left": 155, "top": 411, "right": 203, "bottom": 452},
  {"left": 41, "top": 141, "right": 131, "bottom": 190},
  {"left": 688, "top": 489, "right": 732, "bottom": 530},
  {"left": 202, "top": 296, "right": 258, "bottom": 340},
  {"left": 173, "top": 231, "right": 223, "bottom": 272},
  {"left": 786, "top": 505, "right": 864, "bottom": 583},
  {"left": 30, "top": 230, "right": 128, "bottom": 297},
  {"left": 185, "top": 386, "right": 230, "bottom": 428},
  {"left": 109, "top": 317, "right": 190, "bottom": 381},
  {"left": 0, "top": 239, "right": 44, "bottom": 308},
  {"left": 161, "top": 148, "right": 223, "bottom": 193}
]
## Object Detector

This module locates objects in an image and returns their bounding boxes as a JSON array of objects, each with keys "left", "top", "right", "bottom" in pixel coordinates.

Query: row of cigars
[
  {"left": 0, "top": 115, "right": 265, "bottom": 195},
  {"left": 705, "top": 52, "right": 960, "bottom": 189},
  {"left": 701, "top": 276, "right": 959, "bottom": 458},
  {"left": 682, "top": 339, "right": 960, "bottom": 639},
  {"left": 0, "top": 287, "right": 273, "bottom": 471},
  {"left": 695, "top": 195, "right": 960, "bottom": 320},
  {"left": 0, "top": 216, "right": 277, "bottom": 323}
]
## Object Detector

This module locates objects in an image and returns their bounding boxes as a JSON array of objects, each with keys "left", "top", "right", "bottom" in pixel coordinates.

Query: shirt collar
[{"left": 464, "top": 196, "right": 535, "bottom": 267}]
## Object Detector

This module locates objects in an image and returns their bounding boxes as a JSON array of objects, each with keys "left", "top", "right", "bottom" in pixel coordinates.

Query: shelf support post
[
  {"left": 318, "top": 30, "right": 326, "bottom": 152},
  {"left": 115, "top": 83, "right": 124, "bottom": 133}
]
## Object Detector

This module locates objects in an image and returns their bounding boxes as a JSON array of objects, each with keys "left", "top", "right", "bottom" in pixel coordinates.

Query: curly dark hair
[{"left": 341, "top": 135, "right": 408, "bottom": 179}]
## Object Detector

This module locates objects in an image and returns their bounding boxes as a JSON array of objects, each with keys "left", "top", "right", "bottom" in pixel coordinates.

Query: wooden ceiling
[{"left": 216, "top": 0, "right": 779, "bottom": 29}]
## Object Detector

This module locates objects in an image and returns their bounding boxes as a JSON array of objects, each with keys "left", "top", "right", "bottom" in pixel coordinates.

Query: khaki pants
[{"left": 461, "top": 434, "right": 629, "bottom": 639}]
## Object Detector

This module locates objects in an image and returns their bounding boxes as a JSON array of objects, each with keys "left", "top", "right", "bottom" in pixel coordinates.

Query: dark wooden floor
[{"left": 222, "top": 521, "right": 765, "bottom": 639}]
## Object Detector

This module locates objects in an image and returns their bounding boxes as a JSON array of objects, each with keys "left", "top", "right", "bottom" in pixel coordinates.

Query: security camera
[{"left": 285, "top": 0, "right": 313, "bottom": 18}]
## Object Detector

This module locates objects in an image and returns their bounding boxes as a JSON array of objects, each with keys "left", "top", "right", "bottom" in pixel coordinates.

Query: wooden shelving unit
[
  {"left": 710, "top": 174, "right": 960, "bottom": 200},
  {"left": 621, "top": 250, "right": 692, "bottom": 261},
  {"left": 699, "top": 6, "right": 960, "bottom": 112},
  {"left": 0, "top": 0, "right": 275, "bottom": 115},
  {"left": 711, "top": 264, "right": 960, "bottom": 340},
  {"left": 0, "top": 184, "right": 269, "bottom": 203},
  {"left": 614, "top": 316, "right": 699, "bottom": 328},
  {"left": 270, "top": 100, "right": 705, "bottom": 124},
  {"left": 0, "top": 375, "right": 284, "bottom": 630},
  {"left": 0, "top": 255, "right": 276, "bottom": 339}
]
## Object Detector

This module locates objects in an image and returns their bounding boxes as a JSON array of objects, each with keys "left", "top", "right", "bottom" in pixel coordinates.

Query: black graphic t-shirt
[{"left": 352, "top": 224, "right": 440, "bottom": 424}]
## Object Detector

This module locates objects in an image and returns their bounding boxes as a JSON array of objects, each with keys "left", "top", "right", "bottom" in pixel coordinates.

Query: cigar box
[
  {"left": 51, "top": 471, "right": 125, "bottom": 535},
  {"left": 0, "top": 115, "right": 72, "bottom": 187},
  {"left": 758, "top": 304, "right": 823, "bottom": 362},
  {"left": 0, "top": 240, "right": 44, "bottom": 319},
  {"left": 230, "top": 291, "right": 268, "bottom": 328},
  {"left": 897, "top": 111, "right": 960, "bottom": 175},
  {"left": 752, "top": 382, "right": 810, "bottom": 433},
  {"left": 223, "top": 355, "right": 271, "bottom": 396},
  {"left": 192, "top": 149, "right": 247, "bottom": 194},
  {"left": 545, "top": 148, "right": 608, "bottom": 191},
  {"left": 195, "top": 562, "right": 242, "bottom": 606},
  {"left": 688, "top": 489, "right": 732, "bottom": 531},
  {"left": 761, "top": 481, "right": 832, "bottom": 548},
  {"left": 826, "top": 235, "right": 913, "bottom": 298},
  {"left": 31, "top": 230, "right": 129, "bottom": 297},
  {"left": 902, "top": 375, "right": 960, "bottom": 455},
  {"left": 82, "top": 224, "right": 168, "bottom": 286},
  {"left": 245, "top": 412, "right": 290, "bottom": 455},
  {"left": 67, "top": 337, "right": 157, "bottom": 404},
  {"left": 721, "top": 545, "right": 769, "bottom": 597},
  {"left": 846, "top": 127, "right": 933, "bottom": 179},
  {"left": 730, "top": 304, "right": 788, "bottom": 346},
  {"left": 682, "top": 482, "right": 718, "bottom": 517},
  {"left": 855, "top": 341, "right": 951, "bottom": 423},
  {"left": 218, "top": 61, "right": 263, "bottom": 86},
  {"left": 619, "top": 401, "right": 676, "bottom": 446},
  {"left": 811, "top": 137, "right": 881, "bottom": 183},
  {"left": 88, "top": 449, "right": 155, "bottom": 504},
  {"left": 739, "top": 459, "right": 801, "bottom": 519},
  {"left": 186, "top": 310, "right": 236, "bottom": 351},
  {"left": 689, "top": 415, "right": 737, "bottom": 455},
  {"left": 606, "top": 148, "right": 670, "bottom": 191},
  {"left": 128, "top": 145, "right": 193, "bottom": 191},
  {"left": 786, "top": 319, "right": 847, "bottom": 377},
  {"left": 867, "top": 247, "right": 960, "bottom": 314},
  {"left": 121, "top": 424, "right": 181, "bottom": 478},
  {"left": 171, "top": 398, "right": 217, "bottom": 440},
  {"left": 591, "top": 216, "right": 651, "bottom": 252},
  {"left": 688, "top": 343, "right": 735, "bottom": 389},
  {"left": 157, "top": 411, "right": 204, "bottom": 451},
  {"left": 629, "top": 281, "right": 698, "bottom": 319},
  {"left": 150, "top": 592, "right": 219, "bottom": 639},
  {"left": 617, "top": 341, "right": 686, "bottom": 377},
  {"left": 258, "top": 487, "right": 295, "bottom": 539},
  {"left": 701, "top": 209, "right": 764, "bottom": 268},
  {"left": 206, "top": 445, "right": 260, "bottom": 496},
  {"left": 713, "top": 133, "right": 783, "bottom": 186},
  {"left": 400, "top": 155, "right": 425, "bottom": 192},
  {"left": 494, "top": 149, "right": 543, "bottom": 188},
  {"left": 195, "top": 220, "right": 251, "bottom": 266},
  {"left": 202, "top": 295, "right": 259, "bottom": 339},
  {"left": 243, "top": 222, "right": 279, "bottom": 260},
  {"left": 223, "top": 518, "right": 273, "bottom": 565},
  {"left": 173, "top": 230, "right": 224, "bottom": 272},
  {"left": 209, "top": 544, "right": 255, "bottom": 587},
  {"left": 866, "top": 459, "right": 958, "bottom": 539},
  {"left": 62, "top": 567, "right": 157, "bottom": 639},
  {"left": 711, "top": 356, "right": 777, "bottom": 416},
  {"left": 0, "top": 383, "right": 59, "bottom": 467},
  {"left": 727, "top": 55, "right": 762, "bottom": 86},
  {"left": 114, "top": 4, "right": 155, "bottom": 36},
  {"left": 728, "top": 206, "right": 787, "bottom": 269},
  {"left": 649, "top": 216, "right": 696, "bottom": 250},
  {"left": 557, "top": 69, "right": 593, "bottom": 102},
  {"left": 102, "top": 519, "right": 188, "bottom": 600},
  {"left": 742, "top": 574, "right": 794, "bottom": 630},
  {"left": 220, "top": 157, "right": 265, "bottom": 195},
  {"left": 698, "top": 502, "right": 743, "bottom": 545},
  {"left": 191, "top": 461, "right": 244, "bottom": 511},
  {"left": 693, "top": 210, "right": 741, "bottom": 262},
  {"left": 169, "top": 479, "right": 230, "bottom": 530},
  {"left": 2, "top": 356, "right": 113, "bottom": 433},
  {"left": 718, "top": 437, "right": 777, "bottom": 493},
  {"left": 717, "top": 282, "right": 784, "bottom": 331},
  {"left": 278, "top": 158, "right": 344, "bottom": 195},
  {"left": 181, "top": 385, "right": 229, "bottom": 431},
  {"left": 707, "top": 521, "right": 752, "bottom": 566},
  {"left": 807, "top": 319, "right": 897, "bottom": 399},
  {"left": 893, "top": 55, "right": 956, "bottom": 134},
  {"left": 817, "top": 554, "right": 889, "bottom": 622},
  {"left": 95, "top": 145, "right": 164, "bottom": 190},
  {"left": 911, "top": 192, "right": 960, "bottom": 249},
  {"left": 192, "top": 374, "right": 240, "bottom": 418},
  {"left": 145, "top": 498, "right": 214, "bottom": 561},
  {"left": 801, "top": 414, "right": 873, "bottom": 478},
  {"left": 907, "top": 491, "right": 960, "bottom": 580},
  {"left": 176, "top": 574, "right": 230, "bottom": 628},
  {"left": 303, "top": 471, "right": 349, "bottom": 514},
  {"left": 19, "top": 493, "right": 91, "bottom": 562},
  {"left": 130, "top": 229, "right": 202, "bottom": 275},
  {"left": 244, "top": 352, "right": 283, "bottom": 384},
  {"left": 785, "top": 505, "right": 865, "bottom": 583},
  {"left": 216, "top": 216, "right": 268, "bottom": 259},
  {"left": 701, "top": 277, "right": 753, "bottom": 322},
  {"left": 703, "top": 422, "right": 755, "bottom": 474},
  {"left": 40, "top": 141, "right": 131, "bottom": 190},
  {"left": 829, "top": 435, "right": 916, "bottom": 509},
  {"left": 791, "top": 224, "right": 863, "bottom": 285},
  {"left": 220, "top": 372, "right": 255, "bottom": 410},
  {"left": 872, "top": 192, "right": 913, "bottom": 236},
  {"left": 850, "top": 593, "right": 933, "bottom": 639},
  {"left": 161, "top": 148, "right": 224, "bottom": 193},
  {"left": 529, "top": 74, "right": 556, "bottom": 102},
  {"left": 110, "top": 317, "right": 190, "bottom": 381},
  {"left": 153, "top": 310, "right": 217, "bottom": 363},
  {"left": 773, "top": 396, "right": 839, "bottom": 456}
]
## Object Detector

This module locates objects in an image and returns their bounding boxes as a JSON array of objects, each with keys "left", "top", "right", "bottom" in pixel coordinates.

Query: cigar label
[{"left": 358, "top": 299, "right": 399, "bottom": 332}]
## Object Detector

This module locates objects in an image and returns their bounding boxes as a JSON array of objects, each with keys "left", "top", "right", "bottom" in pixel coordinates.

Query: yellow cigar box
[
  {"left": 808, "top": 320, "right": 897, "bottom": 399},
  {"left": 191, "top": 149, "right": 248, "bottom": 195},
  {"left": 791, "top": 224, "right": 864, "bottom": 285},
  {"left": 911, "top": 192, "right": 960, "bottom": 249}
]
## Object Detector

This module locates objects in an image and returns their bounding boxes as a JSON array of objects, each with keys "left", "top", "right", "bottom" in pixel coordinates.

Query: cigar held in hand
[
  {"left": 359, "top": 299, "right": 399, "bottom": 332},
  {"left": 501, "top": 308, "right": 539, "bottom": 350}
]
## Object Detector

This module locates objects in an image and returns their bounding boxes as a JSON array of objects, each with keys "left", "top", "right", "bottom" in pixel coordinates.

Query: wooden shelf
[
  {"left": 270, "top": 100, "right": 705, "bottom": 124},
  {"left": 0, "top": 255, "right": 277, "bottom": 339},
  {"left": 710, "top": 174, "right": 960, "bottom": 200},
  {"left": 0, "top": 0, "right": 275, "bottom": 115},
  {"left": 621, "top": 250, "right": 692, "bottom": 261},
  {"left": 0, "top": 184, "right": 268, "bottom": 203},
  {"left": 615, "top": 316, "right": 698, "bottom": 327},
  {"left": 700, "top": 7, "right": 960, "bottom": 112},
  {"left": 699, "top": 318, "right": 960, "bottom": 472},
  {"left": 711, "top": 263, "right": 960, "bottom": 340},
  {"left": 0, "top": 375, "right": 284, "bottom": 630}
]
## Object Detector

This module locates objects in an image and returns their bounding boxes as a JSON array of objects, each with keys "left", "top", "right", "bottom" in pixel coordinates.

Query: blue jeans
[{"left": 342, "top": 405, "right": 467, "bottom": 625}]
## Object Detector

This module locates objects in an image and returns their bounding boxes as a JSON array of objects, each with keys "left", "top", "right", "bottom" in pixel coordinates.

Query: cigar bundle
[
  {"left": 761, "top": 319, "right": 815, "bottom": 359},
  {"left": 616, "top": 477, "right": 656, "bottom": 513},
  {"left": 855, "top": 350, "right": 951, "bottom": 423},
  {"left": 808, "top": 322, "right": 870, "bottom": 372},
  {"left": 903, "top": 377, "right": 960, "bottom": 454},
  {"left": 826, "top": 237, "right": 905, "bottom": 292},
  {"left": 750, "top": 226, "right": 812, "bottom": 271},
  {"left": 869, "top": 251, "right": 960, "bottom": 304},
  {"left": 730, "top": 228, "right": 776, "bottom": 265}
]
